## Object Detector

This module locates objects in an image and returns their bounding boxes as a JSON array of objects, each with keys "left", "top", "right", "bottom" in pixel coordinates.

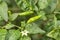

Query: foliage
[{"left": 0, "top": 0, "right": 60, "bottom": 40}]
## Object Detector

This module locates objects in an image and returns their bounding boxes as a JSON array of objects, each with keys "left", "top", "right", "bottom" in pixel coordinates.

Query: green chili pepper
[
  {"left": 19, "top": 11, "right": 33, "bottom": 16},
  {"left": 27, "top": 15, "right": 42, "bottom": 23}
]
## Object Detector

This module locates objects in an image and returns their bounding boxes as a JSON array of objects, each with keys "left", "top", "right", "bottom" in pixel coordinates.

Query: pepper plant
[{"left": 0, "top": 0, "right": 60, "bottom": 40}]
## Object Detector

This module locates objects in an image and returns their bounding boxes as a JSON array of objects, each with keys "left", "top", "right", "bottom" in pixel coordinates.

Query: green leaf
[
  {"left": 4, "top": 23, "right": 15, "bottom": 29},
  {"left": 6, "top": 30, "right": 20, "bottom": 40},
  {"left": 53, "top": 15, "right": 57, "bottom": 28},
  {"left": 38, "top": 11, "right": 47, "bottom": 20},
  {"left": 34, "top": 5, "right": 38, "bottom": 12},
  {"left": 21, "top": 21, "right": 26, "bottom": 27},
  {"left": 15, "top": 0, "right": 36, "bottom": 11},
  {"left": 0, "top": 0, "right": 1, "bottom": 2},
  {"left": 45, "top": 0, "right": 58, "bottom": 13},
  {"left": 0, "top": 2, "right": 8, "bottom": 21},
  {"left": 38, "top": 0, "right": 48, "bottom": 9},
  {"left": 0, "top": 29, "right": 7, "bottom": 40},
  {"left": 9, "top": 13, "right": 18, "bottom": 21},
  {"left": 20, "top": 36, "right": 31, "bottom": 40},
  {"left": 49, "top": 0, "right": 58, "bottom": 12},
  {"left": 47, "top": 29, "right": 60, "bottom": 40},
  {"left": 0, "top": 16, "right": 3, "bottom": 21},
  {"left": 25, "top": 23, "right": 46, "bottom": 34},
  {"left": 15, "top": 0, "right": 29, "bottom": 11}
]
